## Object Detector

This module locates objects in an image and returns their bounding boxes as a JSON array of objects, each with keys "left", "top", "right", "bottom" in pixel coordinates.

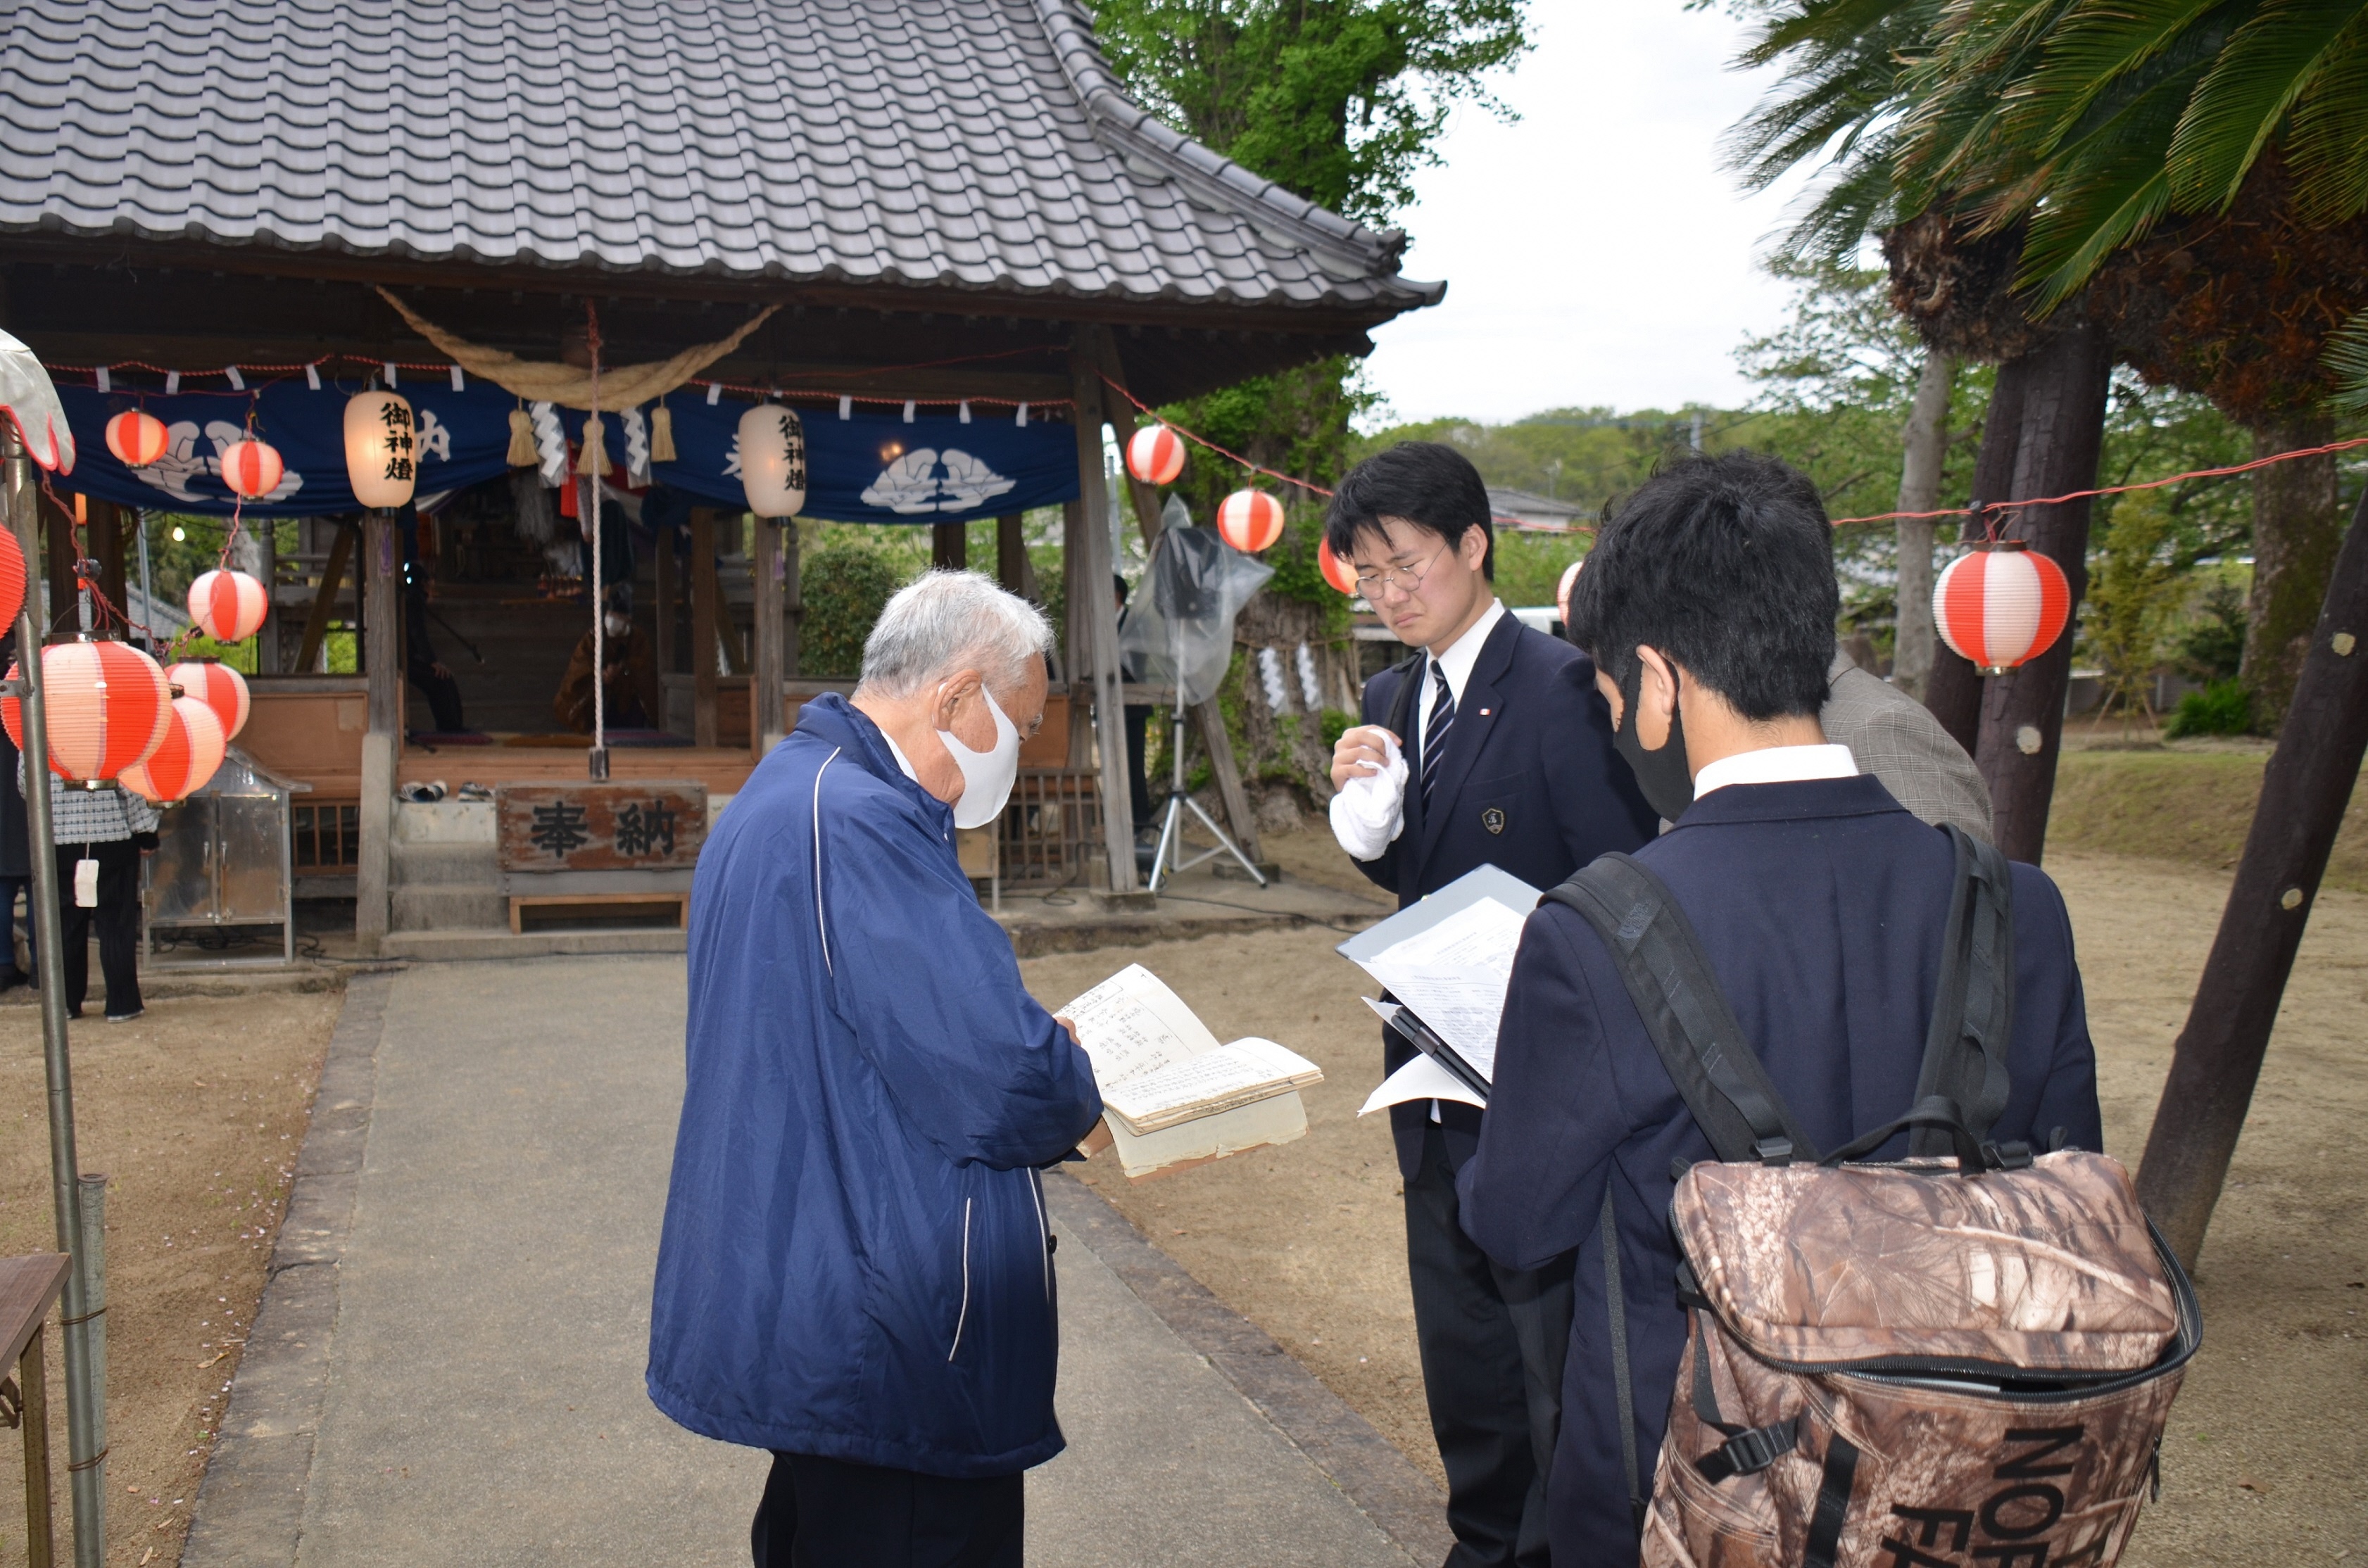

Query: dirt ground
[
  {"left": 0, "top": 982, "right": 341, "bottom": 1567},
  {"left": 1026, "top": 830, "right": 2368, "bottom": 1567}
]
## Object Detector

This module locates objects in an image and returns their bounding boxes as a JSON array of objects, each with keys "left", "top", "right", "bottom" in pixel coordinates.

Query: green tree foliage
[
  {"left": 2080, "top": 488, "right": 2186, "bottom": 718},
  {"left": 798, "top": 540, "right": 906, "bottom": 678},
  {"left": 1093, "top": 0, "right": 1530, "bottom": 222}
]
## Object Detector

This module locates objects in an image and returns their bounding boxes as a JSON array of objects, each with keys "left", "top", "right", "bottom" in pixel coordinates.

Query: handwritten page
[
  {"left": 1103, "top": 1038, "right": 1324, "bottom": 1134},
  {"left": 1357, "top": 895, "right": 1530, "bottom": 1080},
  {"left": 1056, "top": 963, "right": 1223, "bottom": 1090}
]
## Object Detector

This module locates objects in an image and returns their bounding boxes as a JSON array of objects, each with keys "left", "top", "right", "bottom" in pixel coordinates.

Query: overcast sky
[{"left": 1361, "top": 0, "right": 1818, "bottom": 428}]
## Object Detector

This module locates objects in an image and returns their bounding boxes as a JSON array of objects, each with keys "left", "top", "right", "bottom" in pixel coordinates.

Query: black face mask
[{"left": 1612, "top": 659, "right": 1695, "bottom": 823}]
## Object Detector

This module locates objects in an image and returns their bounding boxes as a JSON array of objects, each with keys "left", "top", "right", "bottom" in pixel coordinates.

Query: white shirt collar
[
  {"left": 1692, "top": 743, "right": 1858, "bottom": 799},
  {"left": 1425, "top": 598, "right": 1505, "bottom": 706},
  {"left": 881, "top": 733, "right": 921, "bottom": 783}
]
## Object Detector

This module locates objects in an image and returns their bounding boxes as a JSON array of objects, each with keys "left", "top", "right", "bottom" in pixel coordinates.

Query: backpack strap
[
  {"left": 1908, "top": 825, "right": 2017, "bottom": 1155},
  {"left": 1543, "top": 853, "right": 1816, "bottom": 1165}
]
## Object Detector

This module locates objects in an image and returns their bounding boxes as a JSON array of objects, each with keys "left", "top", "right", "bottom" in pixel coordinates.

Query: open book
[
  {"left": 1335, "top": 864, "right": 1542, "bottom": 1115},
  {"left": 1057, "top": 963, "right": 1323, "bottom": 1178}
]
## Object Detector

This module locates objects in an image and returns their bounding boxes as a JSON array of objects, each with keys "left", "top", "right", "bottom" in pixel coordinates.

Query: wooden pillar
[
  {"left": 932, "top": 521, "right": 969, "bottom": 571},
  {"left": 691, "top": 508, "right": 719, "bottom": 748},
  {"left": 40, "top": 493, "right": 73, "bottom": 640},
  {"left": 87, "top": 500, "right": 125, "bottom": 630},
  {"left": 995, "top": 513, "right": 1026, "bottom": 594},
  {"left": 255, "top": 514, "right": 280, "bottom": 673},
  {"left": 355, "top": 510, "right": 400, "bottom": 957},
  {"left": 1069, "top": 327, "right": 1138, "bottom": 894},
  {"left": 1093, "top": 334, "right": 1262, "bottom": 864},
  {"left": 752, "top": 517, "right": 786, "bottom": 756},
  {"left": 655, "top": 530, "right": 679, "bottom": 674},
  {"left": 783, "top": 519, "right": 802, "bottom": 678},
  {"left": 2137, "top": 487, "right": 2368, "bottom": 1266}
]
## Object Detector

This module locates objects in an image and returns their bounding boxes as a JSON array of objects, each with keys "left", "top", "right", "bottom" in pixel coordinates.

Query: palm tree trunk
[
  {"left": 1972, "top": 320, "right": 2112, "bottom": 863},
  {"left": 1892, "top": 350, "right": 1957, "bottom": 702},
  {"left": 1925, "top": 354, "right": 2031, "bottom": 756},
  {"left": 2138, "top": 483, "right": 2368, "bottom": 1267},
  {"left": 2240, "top": 415, "right": 2342, "bottom": 733}
]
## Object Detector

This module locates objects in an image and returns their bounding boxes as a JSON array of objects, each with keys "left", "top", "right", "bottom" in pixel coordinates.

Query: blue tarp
[{"left": 54, "top": 381, "right": 1080, "bottom": 525}]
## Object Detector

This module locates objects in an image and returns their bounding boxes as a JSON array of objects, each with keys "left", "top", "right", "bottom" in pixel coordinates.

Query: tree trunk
[
  {"left": 2240, "top": 415, "right": 2342, "bottom": 733},
  {"left": 1925, "top": 355, "right": 2030, "bottom": 754},
  {"left": 1972, "top": 321, "right": 2112, "bottom": 864},
  {"left": 1892, "top": 352, "right": 1956, "bottom": 702},
  {"left": 2137, "top": 485, "right": 2368, "bottom": 1267}
]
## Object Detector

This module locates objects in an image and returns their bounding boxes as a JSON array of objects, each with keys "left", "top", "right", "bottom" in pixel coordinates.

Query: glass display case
[{"left": 143, "top": 748, "right": 304, "bottom": 968}]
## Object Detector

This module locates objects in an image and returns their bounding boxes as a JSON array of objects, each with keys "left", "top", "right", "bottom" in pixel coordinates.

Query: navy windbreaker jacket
[{"left": 647, "top": 695, "right": 1104, "bottom": 1477}]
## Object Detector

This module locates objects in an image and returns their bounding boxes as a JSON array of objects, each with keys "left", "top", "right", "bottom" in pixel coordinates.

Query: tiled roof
[{"left": 0, "top": 0, "right": 1443, "bottom": 317}]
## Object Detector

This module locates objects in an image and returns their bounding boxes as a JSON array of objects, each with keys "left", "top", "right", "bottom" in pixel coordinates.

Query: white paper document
[
  {"left": 1359, "top": 1053, "right": 1487, "bottom": 1117},
  {"left": 1058, "top": 964, "right": 1323, "bottom": 1136},
  {"left": 1057, "top": 962, "right": 1222, "bottom": 1088},
  {"left": 1356, "top": 894, "right": 1530, "bottom": 1080}
]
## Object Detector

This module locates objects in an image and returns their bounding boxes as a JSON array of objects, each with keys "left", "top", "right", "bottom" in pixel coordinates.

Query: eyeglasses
[{"left": 1352, "top": 543, "right": 1451, "bottom": 600}]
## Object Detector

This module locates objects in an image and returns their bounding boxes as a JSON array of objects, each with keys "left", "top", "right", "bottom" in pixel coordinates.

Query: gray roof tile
[{"left": 0, "top": 0, "right": 1439, "bottom": 315}]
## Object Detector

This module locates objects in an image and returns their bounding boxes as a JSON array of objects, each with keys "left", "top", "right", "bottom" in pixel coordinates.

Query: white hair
[{"left": 855, "top": 569, "right": 1054, "bottom": 700}]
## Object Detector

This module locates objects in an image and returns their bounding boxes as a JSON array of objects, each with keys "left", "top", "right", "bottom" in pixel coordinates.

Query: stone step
[
  {"left": 391, "top": 886, "right": 509, "bottom": 932},
  {"left": 380, "top": 927, "right": 688, "bottom": 961},
  {"left": 389, "top": 841, "right": 499, "bottom": 888}
]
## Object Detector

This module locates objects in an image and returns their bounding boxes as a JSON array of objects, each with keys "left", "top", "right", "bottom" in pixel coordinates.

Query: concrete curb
[
  {"left": 1043, "top": 1171, "right": 1455, "bottom": 1566},
  {"left": 183, "top": 971, "right": 393, "bottom": 1568}
]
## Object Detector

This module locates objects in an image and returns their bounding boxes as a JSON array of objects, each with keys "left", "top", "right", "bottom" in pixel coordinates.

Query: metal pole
[
  {"left": 2, "top": 427, "right": 105, "bottom": 1566},
  {"left": 135, "top": 510, "right": 153, "bottom": 652}
]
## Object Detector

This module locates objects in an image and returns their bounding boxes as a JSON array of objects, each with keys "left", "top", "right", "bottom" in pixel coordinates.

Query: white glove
[{"left": 1328, "top": 731, "right": 1407, "bottom": 862}]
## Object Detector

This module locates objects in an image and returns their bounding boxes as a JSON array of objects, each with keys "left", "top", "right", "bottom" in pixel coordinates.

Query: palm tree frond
[
  {"left": 2286, "top": 8, "right": 2368, "bottom": 222},
  {"left": 2327, "top": 308, "right": 2368, "bottom": 413},
  {"left": 2166, "top": 0, "right": 2368, "bottom": 210},
  {"left": 2020, "top": 162, "right": 2176, "bottom": 308},
  {"left": 2012, "top": 0, "right": 2227, "bottom": 142}
]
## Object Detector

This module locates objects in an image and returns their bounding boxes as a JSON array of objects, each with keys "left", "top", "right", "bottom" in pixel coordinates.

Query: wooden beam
[
  {"left": 1069, "top": 327, "right": 1139, "bottom": 894},
  {"left": 654, "top": 529, "right": 679, "bottom": 674},
  {"left": 996, "top": 513, "right": 1026, "bottom": 595},
  {"left": 1094, "top": 332, "right": 1263, "bottom": 864},
  {"left": 355, "top": 510, "right": 399, "bottom": 957},
  {"left": 751, "top": 516, "right": 785, "bottom": 756},
  {"left": 783, "top": 519, "right": 802, "bottom": 680},
  {"left": 295, "top": 523, "right": 355, "bottom": 676},
  {"left": 931, "top": 521, "right": 969, "bottom": 571},
  {"left": 39, "top": 492, "right": 73, "bottom": 639},
  {"left": 87, "top": 499, "right": 125, "bottom": 628},
  {"left": 2137, "top": 486, "right": 2368, "bottom": 1266},
  {"left": 691, "top": 508, "right": 719, "bottom": 748}
]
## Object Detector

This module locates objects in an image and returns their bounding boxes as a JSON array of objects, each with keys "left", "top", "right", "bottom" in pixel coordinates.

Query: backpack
[{"left": 1543, "top": 826, "right": 2200, "bottom": 1568}]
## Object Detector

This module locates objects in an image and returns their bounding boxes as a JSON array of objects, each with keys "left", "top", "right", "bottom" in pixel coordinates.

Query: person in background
[
  {"left": 1461, "top": 450, "right": 2099, "bottom": 1564},
  {"left": 648, "top": 571, "right": 1105, "bottom": 1568},
  {"left": 1820, "top": 646, "right": 1994, "bottom": 840},
  {"left": 555, "top": 582, "right": 661, "bottom": 733},
  {"left": 16, "top": 748, "right": 157, "bottom": 1023},
  {"left": 0, "top": 632, "right": 32, "bottom": 990},
  {"left": 1325, "top": 441, "right": 1658, "bottom": 1568},
  {"left": 1114, "top": 573, "right": 1159, "bottom": 871}
]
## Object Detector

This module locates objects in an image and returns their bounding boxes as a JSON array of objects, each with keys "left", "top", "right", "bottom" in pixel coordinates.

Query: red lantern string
[
  {"left": 1096, "top": 374, "right": 1336, "bottom": 500},
  {"left": 1827, "top": 434, "right": 2368, "bottom": 527}
]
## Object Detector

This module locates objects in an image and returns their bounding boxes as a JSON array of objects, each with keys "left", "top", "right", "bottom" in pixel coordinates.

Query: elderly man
[{"left": 648, "top": 571, "right": 1104, "bottom": 1568}]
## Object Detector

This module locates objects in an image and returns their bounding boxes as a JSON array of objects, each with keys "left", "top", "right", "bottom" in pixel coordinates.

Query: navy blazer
[
  {"left": 1354, "top": 612, "right": 1658, "bottom": 1179},
  {"left": 1458, "top": 776, "right": 2103, "bottom": 1565}
]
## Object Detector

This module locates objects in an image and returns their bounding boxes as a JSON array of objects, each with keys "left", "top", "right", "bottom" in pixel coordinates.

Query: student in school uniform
[
  {"left": 1459, "top": 450, "right": 2101, "bottom": 1566},
  {"left": 1325, "top": 441, "right": 1658, "bottom": 1567}
]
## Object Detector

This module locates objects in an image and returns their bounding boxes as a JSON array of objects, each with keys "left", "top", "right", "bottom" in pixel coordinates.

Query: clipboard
[
  {"left": 1364, "top": 997, "right": 1492, "bottom": 1103},
  {"left": 1338, "top": 864, "right": 1544, "bottom": 1106}
]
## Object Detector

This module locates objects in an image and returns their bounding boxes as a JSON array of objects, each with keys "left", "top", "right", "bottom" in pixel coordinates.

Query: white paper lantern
[
  {"left": 345, "top": 388, "right": 419, "bottom": 508},
  {"left": 737, "top": 403, "right": 807, "bottom": 517}
]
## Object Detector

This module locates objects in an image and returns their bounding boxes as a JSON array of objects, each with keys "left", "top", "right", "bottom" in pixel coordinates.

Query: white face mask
[
  {"left": 937, "top": 682, "right": 1021, "bottom": 830},
  {"left": 603, "top": 613, "right": 631, "bottom": 638}
]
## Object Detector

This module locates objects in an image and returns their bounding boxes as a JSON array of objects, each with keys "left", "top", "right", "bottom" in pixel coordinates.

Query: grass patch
[{"left": 2047, "top": 750, "right": 2368, "bottom": 893}]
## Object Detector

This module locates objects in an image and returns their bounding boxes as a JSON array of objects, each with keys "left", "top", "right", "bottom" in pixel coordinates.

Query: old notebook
[{"left": 1057, "top": 963, "right": 1323, "bottom": 1177}]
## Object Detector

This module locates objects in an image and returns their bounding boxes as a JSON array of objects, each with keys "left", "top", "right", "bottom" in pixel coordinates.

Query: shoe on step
[{"left": 105, "top": 1008, "right": 144, "bottom": 1023}]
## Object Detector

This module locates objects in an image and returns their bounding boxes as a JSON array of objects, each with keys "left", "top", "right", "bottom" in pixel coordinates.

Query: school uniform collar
[
  {"left": 1669, "top": 772, "right": 1909, "bottom": 828},
  {"left": 1692, "top": 742, "right": 1858, "bottom": 799},
  {"left": 1425, "top": 598, "right": 1506, "bottom": 706}
]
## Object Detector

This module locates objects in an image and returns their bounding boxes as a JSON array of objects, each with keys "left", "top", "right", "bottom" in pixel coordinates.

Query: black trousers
[
  {"left": 55, "top": 840, "right": 141, "bottom": 1018},
  {"left": 752, "top": 1452, "right": 1023, "bottom": 1568},
  {"left": 1406, "top": 1122, "right": 1575, "bottom": 1568},
  {"left": 406, "top": 659, "right": 467, "bottom": 733}
]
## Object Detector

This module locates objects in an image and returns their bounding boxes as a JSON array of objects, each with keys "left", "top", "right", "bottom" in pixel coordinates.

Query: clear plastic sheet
[{"left": 1116, "top": 525, "right": 1273, "bottom": 707}]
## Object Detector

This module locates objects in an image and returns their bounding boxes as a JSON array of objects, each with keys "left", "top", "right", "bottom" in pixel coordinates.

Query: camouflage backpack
[{"left": 1547, "top": 826, "right": 2200, "bottom": 1568}]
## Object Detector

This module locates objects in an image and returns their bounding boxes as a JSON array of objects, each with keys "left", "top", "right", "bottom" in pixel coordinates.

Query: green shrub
[
  {"left": 800, "top": 543, "right": 905, "bottom": 677},
  {"left": 2165, "top": 678, "right": 2251, "bottom": 738}
]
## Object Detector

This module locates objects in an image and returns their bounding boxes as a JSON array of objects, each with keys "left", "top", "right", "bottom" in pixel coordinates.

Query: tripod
[{"left": 1146, "top": 620, "right": 1266, "bottom": 892}]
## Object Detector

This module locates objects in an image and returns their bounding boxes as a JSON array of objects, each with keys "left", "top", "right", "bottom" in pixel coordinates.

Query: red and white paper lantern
[
  {"left": 105, "top": 409, "right": 170, "bottom": 467},
  {"left": 0, "top": 525, "right": 25, "bottom": 628},
  {"left": 168, "top": 659, "right": 251, "bottom": 740},
  {"left": 0, "top": 639, "right": 174, "bottom": 781},
  {"left": 1934, "top": 541, "right": 2072, "bottom": 676},
  {"left": 1556, "top": 559, "right": 1584, "bottom": 626},
  {"left": 217, "top": 436, "right": 285, "bottom": 500},
  {"left": 1216, "top": 488, "right": 1285, "bottom": 554},
  {"left": 122, "top": 695, "right": 227, "bottom": 804},
  {"left": 1317, "top": 536, "right": 1358, "bottom": 596},
  {"left": 188, "top": 569, "right": 269, "bottom": 643},
  {"left": 1125, "top": 423, "right": 1185, "bottom": 486}
]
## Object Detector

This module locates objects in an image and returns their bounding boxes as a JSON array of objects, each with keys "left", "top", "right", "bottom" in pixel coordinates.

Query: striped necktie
[{"left": 1421, "top": 659, "right": 1456, "bottom": 806}]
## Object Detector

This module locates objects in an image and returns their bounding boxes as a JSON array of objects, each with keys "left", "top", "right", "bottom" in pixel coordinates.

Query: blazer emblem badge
[{"left": 1481, "top": 807, "right": 1506, "bottom": 835}]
